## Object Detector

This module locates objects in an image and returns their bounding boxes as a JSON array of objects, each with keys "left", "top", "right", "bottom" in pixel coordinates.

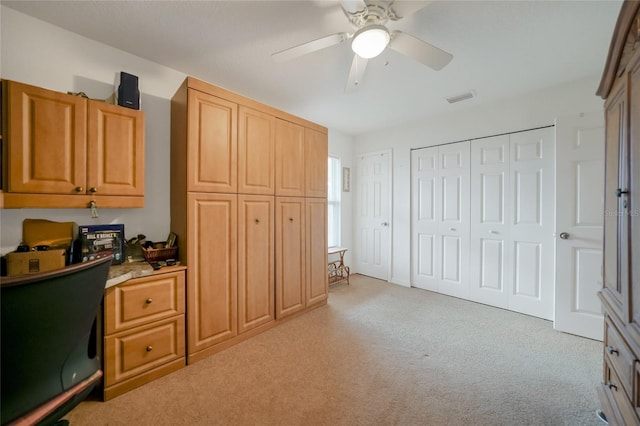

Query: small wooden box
[{"left": 5, "top": 249, "right": 66, "bottom": 276}]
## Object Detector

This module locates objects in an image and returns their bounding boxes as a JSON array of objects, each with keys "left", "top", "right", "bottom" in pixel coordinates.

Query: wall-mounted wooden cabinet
[
  {"left": 1, "top": 80, "right": 145, "bottom": 208},
  {"left": 171, "top": 76, "right": 328, "bottom": 364}
]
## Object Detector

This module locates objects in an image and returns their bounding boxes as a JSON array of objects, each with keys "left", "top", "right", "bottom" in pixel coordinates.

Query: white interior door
[
  {"left": 355, "top": 150, "right": 391, "bottom": 280},
  {"left": 554, "top": 112, "right": 605, "bottom": 340},
  {"left": 437, "top": 142, "right": 470, "bottom": 299},
  {"left": 412, "top": 147, "right": 440, "bottom": 291},
  {"left": 469, "top": 135, "right": 510, "bottom": 308},
  {"left": 508, "top": 127, "right": 555, "bottom": 320}
]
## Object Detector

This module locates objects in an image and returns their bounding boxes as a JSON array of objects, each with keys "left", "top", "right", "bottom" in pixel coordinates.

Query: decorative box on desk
[
  {"left": 328, "top": 247, "right": 349, "bottom": 285},
  {"left": 102, "top": 265, "right": 186, "bottom": 400}
]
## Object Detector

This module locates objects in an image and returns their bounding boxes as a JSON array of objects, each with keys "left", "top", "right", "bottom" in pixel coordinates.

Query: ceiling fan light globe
[{"left": 351, "top": 25, "right": 390, "bottom": 59}]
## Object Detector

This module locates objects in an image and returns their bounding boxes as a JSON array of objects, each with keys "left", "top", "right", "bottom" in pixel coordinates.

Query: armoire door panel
[
  {"left": 305, "top": 128, "right": 328, "bottom": 198},
  {"left": 306, "top": 198, "right": 328, "bottom": 307},
  {"left": 602, "top": 77, "right": 627, "bottom": 316},
  {"left": 238, "top": 195, "right": 274, "bottom": 333},
  {"left": 187, "top": 90, "right": 237, "bottom": 193},
  {"left": 238, "top": 107, "right": 275, "bottom": 195},
  {"left": 275, "top": 119, "right": 305, "bottom": 197},
  {"left": 275, "top": 197, "right": 306, "bottom": 318},
  {"left": 187, "top": 193, "right": 237, "bottom": 354}
]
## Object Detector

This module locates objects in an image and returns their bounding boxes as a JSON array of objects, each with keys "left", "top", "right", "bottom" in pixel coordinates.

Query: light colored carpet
[{"left": 66, "top": 274, "right": 603, "bottom": 425}]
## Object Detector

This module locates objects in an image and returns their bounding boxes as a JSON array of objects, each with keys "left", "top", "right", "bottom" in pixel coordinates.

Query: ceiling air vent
[{"left": 446, "top": 91, "right": 475, "bottom": 104}]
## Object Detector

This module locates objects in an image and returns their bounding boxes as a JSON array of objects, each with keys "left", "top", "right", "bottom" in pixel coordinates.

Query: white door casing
[
  {"left": 554, "top": 112, "right": 605, "bottom": 340},
  {"left": 469, "top": 135, "right": 511, "bottom": 308},
  {"left": 355, "top": 150, "right": 391, "bottom": 280}
]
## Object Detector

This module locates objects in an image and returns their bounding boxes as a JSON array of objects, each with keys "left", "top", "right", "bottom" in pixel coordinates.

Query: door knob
[{"left": 559, "top": 232, "right": 570, "bottom": 240}]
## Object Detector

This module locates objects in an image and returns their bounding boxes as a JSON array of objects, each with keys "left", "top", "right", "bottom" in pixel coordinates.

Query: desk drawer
[
  {"left": 104, "top": 315, "right": 185, "bottom": 386},
  {"left": 105, "top": 270, "right": 185, "bottom": 334},
  {"left": 605, "top": 317, "right": 636, "bottom": 397},
  {"left": 601, "top": 359, "right": 638, "bottom": 425}
]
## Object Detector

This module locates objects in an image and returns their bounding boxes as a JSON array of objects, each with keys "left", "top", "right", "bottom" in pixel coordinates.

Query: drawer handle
[
  {"left": 606, "top": 346, "right": 619, "bottom": 356},
  {"left": 605, "top": 381, "right": 618, "bottom": 391},
  {"left": 255, "top": 219, "right": 260, "bottom": 224},
  {"left": 146, "top": 345, "right": 153, "bottom": 352},
  {"left": 289, "top": 218, "right": 294, "bottom": 222},
  {"left": 146, "top": 298, "right": 153, "bottom": 305}
]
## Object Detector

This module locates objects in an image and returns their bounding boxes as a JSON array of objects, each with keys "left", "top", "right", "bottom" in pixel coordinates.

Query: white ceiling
[{"left": 1, "top": 0, "right": 622, "bottom": 136}]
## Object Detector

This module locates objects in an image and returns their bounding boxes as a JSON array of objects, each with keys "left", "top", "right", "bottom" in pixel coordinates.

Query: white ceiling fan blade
[
  {"left": 389, "top": 31, "right": 453, "bottom": 70},
  {"left": 389, "top": 1, "right": 432, "bottom": 20},
  {"left": 340, "top": 0, "right": 367, "bottom": 14},
  {"left": 345, "top": 54, "right": 368, "bottom": 92},
  {"left": 272, "top": 32, "right": 349, "bottom": 62}
]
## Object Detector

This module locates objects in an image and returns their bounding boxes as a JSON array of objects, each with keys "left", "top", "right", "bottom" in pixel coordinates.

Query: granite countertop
[{"left": 106, "top": 261, "right": 154, "bottom": 288}]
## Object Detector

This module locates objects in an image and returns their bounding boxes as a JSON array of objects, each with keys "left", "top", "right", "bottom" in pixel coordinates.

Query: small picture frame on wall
[{"left": 342, "top": 167, "right": 350, "bottom": 192}]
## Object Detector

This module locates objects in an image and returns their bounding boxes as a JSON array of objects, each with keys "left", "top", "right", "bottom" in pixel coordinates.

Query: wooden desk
[{"left": 328, "top": 247, "right": 349, "bottom": 285}]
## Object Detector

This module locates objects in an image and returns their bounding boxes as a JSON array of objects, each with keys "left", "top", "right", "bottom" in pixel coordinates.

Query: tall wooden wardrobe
[
  {"left": 596, "top": 2, "right": 640, "bottom": 424},
  {"left": 170, "top": 77, "right": 328, "bottom": 364}
]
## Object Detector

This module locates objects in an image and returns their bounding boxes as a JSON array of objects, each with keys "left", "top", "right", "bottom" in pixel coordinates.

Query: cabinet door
[
  {"left": 238, "top": 107, "right": 275, "bottom": 195},
  {"left": 238, "top": 195, "right": 274, "bottom": 333},
  {"left": 187, "top": 90, "right": 237, "bottom": 193},
  {"left": 306, "top": 198, "right": 328, "bottom": 307},
  {"left": 187, "top": 193, "right": 237, "bottom": 355},
  {"left": 305, "top": 127, "right": 328, "bottom": 198},
  {"left": 275, "top": 119, "right": 305, "bottom": 196},
  {"left": 7, "top": 80, "right": 87, "bottom": 194},
  {"left": 275, "top": 197, "right": 306, "bottom": 318},
  {"left": 628, "top": 54, "right": 640, "bottom": 331},
  {"left": 602, "top": 77, "right": 628, "bottom": 320},
  {"left": 87, "top": 100, "right": 145, "bottom": 196}
]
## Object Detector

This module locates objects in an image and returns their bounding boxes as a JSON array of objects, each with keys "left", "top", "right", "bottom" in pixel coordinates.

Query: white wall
[
  {"left": 353, "top": 76, "right": 605, "bottom": 287},
  {"left": 328, "top": 129, "right": 354, "bottom": 268},
  {"left": 0, "top": 7, "right": 355, "bottom": 257}
]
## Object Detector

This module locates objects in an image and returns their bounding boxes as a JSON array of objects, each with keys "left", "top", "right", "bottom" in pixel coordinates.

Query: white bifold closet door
[
  {"left": 411, "top": 141, "right": 470, "bottom": 299},
  {"left": 412, "top": 127, "right": 555, "bottom": 320},
  {"left": 468, "top": 127, "right": 555, "bottom": 320}
]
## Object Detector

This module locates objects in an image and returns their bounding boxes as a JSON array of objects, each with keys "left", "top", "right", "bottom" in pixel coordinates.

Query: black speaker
[{"left": 117, "top": 71, "right": 140, "bottom": 110}]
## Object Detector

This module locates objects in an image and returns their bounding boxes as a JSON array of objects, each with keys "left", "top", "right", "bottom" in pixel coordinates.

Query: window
[{"left": 328, "top": 156, "right": 341, "bottom": 248}]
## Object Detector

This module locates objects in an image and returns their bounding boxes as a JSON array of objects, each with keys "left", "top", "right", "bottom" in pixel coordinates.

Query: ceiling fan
[{"left": 271, "top": 0, "right": 453, "bottom": 91}]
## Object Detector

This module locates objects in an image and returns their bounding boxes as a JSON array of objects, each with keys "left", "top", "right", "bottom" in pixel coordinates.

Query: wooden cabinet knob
[
  {"left": 146, "top": 345, "right": 153, "bottom": 352},
  {"left": 75, "top": 186, "right": 84, "bottom": 193},
  {"left": 146, "top": 298, "right": 153, "bottom": 304},
  {"left": 255, "top": 219, "right": 260, "bottom": 224},
  {"left": 89, "top": 187, "right": 97, "bottom": 193},
  {"left": 289, "top": 218, "right": 294, "bottom": 222}
]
